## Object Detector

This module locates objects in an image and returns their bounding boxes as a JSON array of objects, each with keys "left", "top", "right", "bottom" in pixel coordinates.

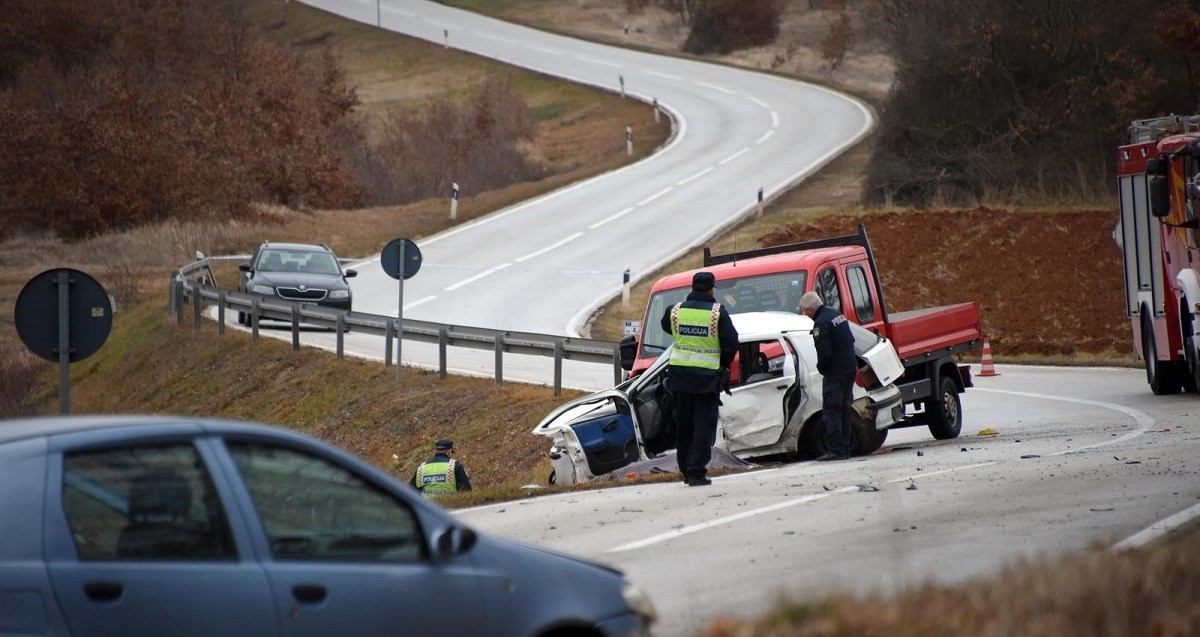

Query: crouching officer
[
  {"left": 660, "top": 271, "right": 739, "bottom": 486},
  {"left": 411, "top": 439, "right": 472, "bottom": 497}
]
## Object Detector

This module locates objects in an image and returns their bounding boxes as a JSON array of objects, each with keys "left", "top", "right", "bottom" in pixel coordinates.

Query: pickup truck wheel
[{"left": 926, "top": 376, "right": 962, "bottom": 440}]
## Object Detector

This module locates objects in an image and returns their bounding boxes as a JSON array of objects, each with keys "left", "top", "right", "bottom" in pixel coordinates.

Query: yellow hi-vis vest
[
  {"left": 416, "top": 458, "right": 457, "bottom": 497},
  {"left": 668, "top": 302, "right": 722, "bottom": 370}
]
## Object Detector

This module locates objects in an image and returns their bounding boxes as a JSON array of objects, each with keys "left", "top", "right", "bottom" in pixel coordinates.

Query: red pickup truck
[{"left": 619, "top": 225, "right": 984, "bottom": 441}]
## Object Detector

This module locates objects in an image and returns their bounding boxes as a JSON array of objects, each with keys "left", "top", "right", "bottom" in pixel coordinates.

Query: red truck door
[{"left": 812, "top": 260, "right": 885, "bottom": 334}]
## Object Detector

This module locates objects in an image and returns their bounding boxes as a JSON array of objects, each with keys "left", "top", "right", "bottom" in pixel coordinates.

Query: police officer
[
  {"left": 660, "top": 271, "right": 739, "bottom": 486},
  {"left": 411, "top": 439, "right": 472, "bottom": 497},
  {"left": 798, "top": 291, "right": 857, "bottom": 461}
]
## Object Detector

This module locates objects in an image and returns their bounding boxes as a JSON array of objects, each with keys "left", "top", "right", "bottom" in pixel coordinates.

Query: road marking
[
  {"left": 480, "top": 33, "right": 514, "bottom": 43},
  {"left": 718, "top": 148, "right": 749, "bottom": 165},
  {"left": 607, "top": 490, "right": 849, "bottom": 553},
  {"left": 637, "top": 187, "right": 673, "bottom": 205},
  {"left": 576, "top": 55, "right": 621, "bottom": 68},
  {"left": 747, "top": 96, "right": 770, "bottom": 109},
  {"left": 696, "top": 81, "right": 735, "bottom": 95},
  {"left": 403, "top": 295, "right": 437, "bottom": 311},
  {"left": 588, "top": 207, "right": 636, "bottom": 229},
  {"left": 755, "top": 130, "right": 775, "bottom": 145},
  {"left": 645, "top": 71, "right": 681, "bottom": 81},
  {"left": 973, "top": 389, "right": 1155, "bottom": 455},
  {"left": 515, "top": 232, "right": 585, "bottom": 263},
  {"left": 676, "top": 167, "right": 714, "bottom": 186},
  {"left": 771, "top": 110, "right": 780, "bottom": 127},
  {"left": 444, "top": 263, "right": 511, "bottom": 292},
  {"left": 1111, "top": 501, "right": 1200, "bottom": 550},
  {"left": 526, "top": 45, "right": 561, "bottom": 56}
]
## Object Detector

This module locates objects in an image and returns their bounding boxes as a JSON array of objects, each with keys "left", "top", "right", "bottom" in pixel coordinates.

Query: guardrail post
[
  {"left": 494, "top": 334, "right": 505, "bottom": 384},
  {"left": 251, "top": 298, "right": 260, "bottom": 342},
  {"left": 217, "top": 292, "right": 226, "bottom": 335},
  {"left": 553, "top": 340, "right": 564, "bottom": 397},
  {"left": 168, "top": 276, "right": 178, "bottom": 317},
  {"left": 613, "top": 344, "right": 623, "bottom": 386},
  {"left": 384, "top": 320, "right": 394, "bottom": 367},
  {"left": 438, "top": 328, "right": 448, "bottom": 379},
  {"left": 192, "top": 284, "right": 202, "bottom": 331},
  {"left": 175, "top": 279, "right": 184, "bottom": 326},
  {"left": 291, "top": 306, "right": 300, "bottom": 350},
  {"left": 336, "top": 314, "right": 345, "bottom": 360}
]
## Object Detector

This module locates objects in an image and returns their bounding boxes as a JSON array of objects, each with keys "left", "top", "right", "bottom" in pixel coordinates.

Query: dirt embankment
[{"left": 759, "top": 209, "right": 1130, "bottom": 358}]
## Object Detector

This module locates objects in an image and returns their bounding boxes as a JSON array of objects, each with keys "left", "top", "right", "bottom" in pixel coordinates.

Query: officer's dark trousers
[
  {"left": 673, "top": 391, "right": 720, "bottom": 479},
  {"left": 822, "top": 371, "right": 856, "bottom": 456}
]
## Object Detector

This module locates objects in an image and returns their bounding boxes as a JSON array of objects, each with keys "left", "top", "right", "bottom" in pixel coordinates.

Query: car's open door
[{"left": 720, "top": 336, "right": 798, "bottom": 453}]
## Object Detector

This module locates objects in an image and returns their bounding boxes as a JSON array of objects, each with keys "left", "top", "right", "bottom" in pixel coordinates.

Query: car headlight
[
  {"left": 251, "top": 284, "right": 274, "bottom": 295},
  {"left": 328, "top": 290, "right": 350, "bottom": 300},
  {"left": 621, "top": 582, "right": 657, "bottom": 625}
]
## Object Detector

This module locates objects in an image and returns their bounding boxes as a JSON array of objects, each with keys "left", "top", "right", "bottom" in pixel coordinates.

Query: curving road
[
  {"left": 455, "top": 365, "right": 1200, "bottom": 636},
  {"left": 288, "top": 0, "right": 871, "bottom": 389}
]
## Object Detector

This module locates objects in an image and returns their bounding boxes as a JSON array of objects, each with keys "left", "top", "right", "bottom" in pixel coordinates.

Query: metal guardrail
[{"left": 170, "top": 256, "right": 623, "bottom": 395}]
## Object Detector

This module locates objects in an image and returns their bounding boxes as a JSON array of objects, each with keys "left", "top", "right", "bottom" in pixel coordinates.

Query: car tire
[
  {"left": 800, "top": 410, "right": 870, "bottom": 458},
  {"left": 858, "top": 421, "right": 888, "bottom": 455},
  {"left": 926, "top": 376, "right": 962, "bottom": 440}
]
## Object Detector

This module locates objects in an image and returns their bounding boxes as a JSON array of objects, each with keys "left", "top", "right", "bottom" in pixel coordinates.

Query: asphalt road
[
  {"left": 456, "top": 365, "right": 1200, "bottom": 636},
  {"left": 288, "top": 0, "right": 870, "bottom": 388}
]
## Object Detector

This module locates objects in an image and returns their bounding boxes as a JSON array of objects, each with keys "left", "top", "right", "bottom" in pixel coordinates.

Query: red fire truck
[{"left": 1117, "top": 115, "right": 1200, "bottom": 395}]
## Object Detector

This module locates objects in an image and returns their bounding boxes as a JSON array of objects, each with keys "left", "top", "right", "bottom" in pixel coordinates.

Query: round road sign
[
  {"left": 14, "top": 268, "right": 113, "bottom": 363},
  {"left": 381, "top": 238, "right": 423, "bottom": 280}
]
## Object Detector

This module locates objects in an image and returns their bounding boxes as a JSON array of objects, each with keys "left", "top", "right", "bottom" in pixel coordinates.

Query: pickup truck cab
[
  {"left": 537, "top": 312, "right": 906, "bottom": 484},
  {"left": 620, "top": 225, "right": 984, "bottom": 443}
]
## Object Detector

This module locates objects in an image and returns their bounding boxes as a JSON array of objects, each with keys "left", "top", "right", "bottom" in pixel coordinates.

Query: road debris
[
  {"left": 917, "top": 450, "right": 924, "bottom": 457},
  {"left": 857, "top": 484, "right": 880, "bottom": 492},
  {"left": 1090, "top": 507, "right": 1115, "bottom": 512},
  {"left": 906, "top": 481, "right": 918, "bottom": 491},
  {"left": 978, "top": 428, "right": 1000, "bottom": 435},
  {"left": 1020, "top": 454, "right": 1040, "bottom": 459}
]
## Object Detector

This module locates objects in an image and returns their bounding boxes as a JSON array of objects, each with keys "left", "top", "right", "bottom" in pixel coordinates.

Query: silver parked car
[
  {"left": 0, "top": 415, "right": 656, "bottom": 637},
  {"left": 535, "top": 312, "right": 906, "bottom": 484}
]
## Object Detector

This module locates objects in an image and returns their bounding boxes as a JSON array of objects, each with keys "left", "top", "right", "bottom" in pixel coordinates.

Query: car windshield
[
  {"left": 641, "top": 270, "right": 808, "bottom": 355},
  {"left": 257, "top": 249, "right": 342, "bottom": 275}
]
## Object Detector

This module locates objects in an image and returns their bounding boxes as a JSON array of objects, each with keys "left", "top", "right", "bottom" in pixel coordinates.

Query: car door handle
[
  {"left": 292, "top": 584, "right": 327, "bottom": 604},
  {"left": 601, "top": 419, "right": 619, "bottom": 433},
  {"left": 84, "top": 582, "right": 123, "bottom": 602},
  {"left": 776, "top": 384, "right": 788, "bottom": 390}
]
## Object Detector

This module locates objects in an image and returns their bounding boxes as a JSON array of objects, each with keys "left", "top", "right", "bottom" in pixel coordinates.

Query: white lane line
[
  {"left": 515, "top": 232, "right": 585, "bottom": 263},
  {"left": 444, "top": 263, "right": 511, "bottom": 292},
  {"left": 771, "top": 110, "right": 780, "bottom": 127},
  {"left": 755, "top": 130, "right": 775, "bottom": 145},
  {"left": 676, "top": 167, "right": 714, "bottom": 186},
  {"left": 608, "top": 391, "right": 1156, "bottom": 554},
  {"left": 527, "top": 45, "right": 561, "bottom": 56},
  {"left": 588, "top": 207, "right": 635, "bottom": 230},
  {"left": 403, "top": 295, "right": 437, "bottom": 311},
  {"left": 747, "top": 96, "right": 770, "bottom": 109},
  {"left": 1112, "top": 501, "right": 1200, "bottom": 550},
  {"left": 637, "top": 187, "right": 673, "bottom": 206},
  {"left": 576, "top": 56, "right": 621, "bottom": 68},
  {"left": 645, "top": 71, "right": 681, "bottom": 81},
  {"left": 973, "top": 389, "right": 1155, "bottom": 455},
  {"left": 696, "top": 81, "right": 735, "bottom": 95},
  {"left": 480, "top": 33, "right": 514, "bottom": 43},
  {"left": 718, "top": 148, "right": 749, "bottom": 166},
  {"left": 607, "top": 489, "right": 853, "bottom": 553}
]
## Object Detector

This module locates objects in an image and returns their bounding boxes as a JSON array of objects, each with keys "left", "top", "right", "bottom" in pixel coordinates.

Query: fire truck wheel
[
  {"left": 1185, "top": 333, "right": 1200, "bottom": 394},
  {"left": 1143, "top": 315, "right": 1182, "bottom": 395},
  {"left": 926, "top": 376, "right": 962, "bottom": 440}
]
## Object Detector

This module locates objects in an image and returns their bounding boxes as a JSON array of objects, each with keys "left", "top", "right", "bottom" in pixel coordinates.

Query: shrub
[{"left": 682, "top": 0, "right": 783, "bottom": 55}]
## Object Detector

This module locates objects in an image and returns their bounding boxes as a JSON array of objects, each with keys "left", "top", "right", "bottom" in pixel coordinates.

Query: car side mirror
[
  {"left": 238, "top": 263, "right": 252, "bottom": 272},
  {"left": 344, "top": 269, "right": 358, "bottom": 278},
  {"left": 619, "top": 334, "right": 638, "bottom": 371},
  {"left": 1149, "top": 175, "right": 1170, "bottom": 218},
  {"left": 434, "top": 526, "right": 477, "bottom": 559}
]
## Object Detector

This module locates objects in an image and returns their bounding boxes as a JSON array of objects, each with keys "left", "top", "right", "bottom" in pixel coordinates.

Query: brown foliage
[
  {"left": 354, "top": 78, "right": 544, "bottom": 206},
  {"left": 866, "top": 0, "right": 1199, "bottom": 206},
  {"left": 683, "top": 0, "right": 783, "bottom": 54},
  {"left": 0, "top": 0, "right": 363, "bottom": 241}
]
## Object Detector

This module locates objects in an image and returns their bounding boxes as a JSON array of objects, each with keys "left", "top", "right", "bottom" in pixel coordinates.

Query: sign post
[
  {"left": 450, "top": 182, "right": 459, "bottom": 220},
  {"left": 626, "top": 126, "right": 633, "bottom": 156},
  {"left": 380, "top": 239, "right": 424, "bottom": 381},
  {"left": 14, "top": 268, "right": 113, "bottom": 414}
]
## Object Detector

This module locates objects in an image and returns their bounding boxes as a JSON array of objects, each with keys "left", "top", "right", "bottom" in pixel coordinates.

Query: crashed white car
[{"left": 534, "top": 312, "right": 906, "bottom": 484}]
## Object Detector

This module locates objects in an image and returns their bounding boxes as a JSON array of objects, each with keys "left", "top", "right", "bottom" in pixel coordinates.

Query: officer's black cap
[
  {"left": 434, "top": 439, "right": 454, "bottom": 450},
  {"left": 692, "top": 271, "right": 716, "bottom": 290}
]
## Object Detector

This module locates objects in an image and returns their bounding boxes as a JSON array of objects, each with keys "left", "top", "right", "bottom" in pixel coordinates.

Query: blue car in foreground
[{"left": 0, "top": 415, "right": 656, "bottom": 637}]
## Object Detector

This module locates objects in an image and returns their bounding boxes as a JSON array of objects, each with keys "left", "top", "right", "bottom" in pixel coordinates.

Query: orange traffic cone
[{"left": 978, "top": 337, "right": 999, "bottom": 377}]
